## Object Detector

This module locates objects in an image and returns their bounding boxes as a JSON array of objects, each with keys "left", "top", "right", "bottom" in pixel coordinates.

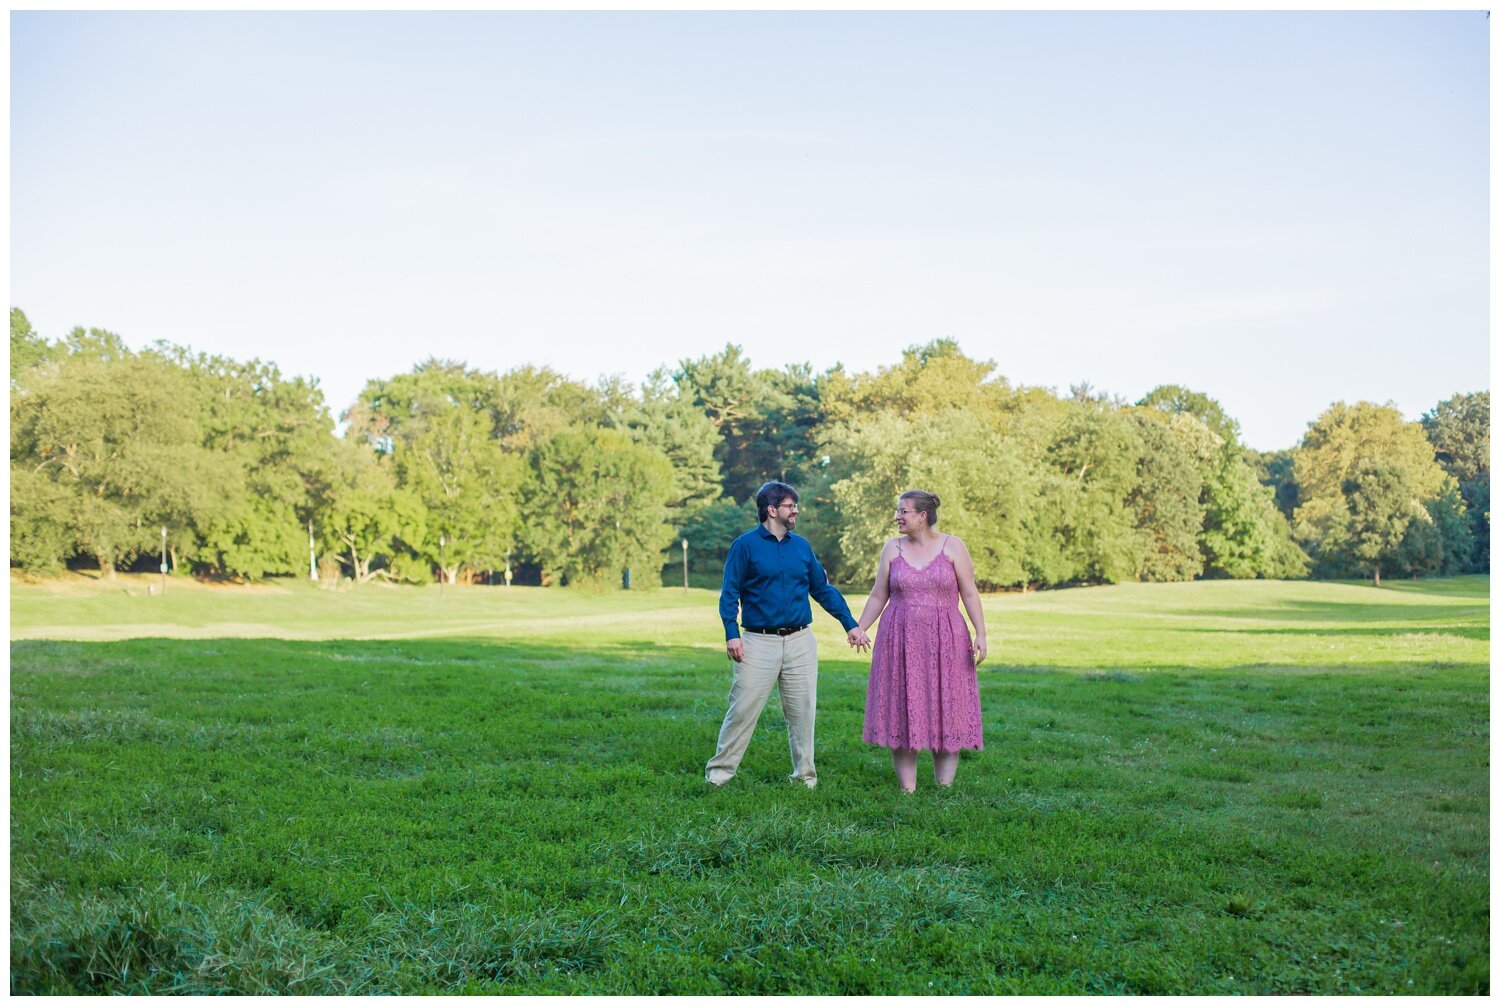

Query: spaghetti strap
[{"left": 940, "top": 534, "right": 952, "bottom": 555}]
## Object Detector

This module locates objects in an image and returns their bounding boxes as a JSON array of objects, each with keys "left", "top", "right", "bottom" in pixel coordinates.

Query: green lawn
[{"left": 10, "top": 573, "right": 1489, "bottom": 993}]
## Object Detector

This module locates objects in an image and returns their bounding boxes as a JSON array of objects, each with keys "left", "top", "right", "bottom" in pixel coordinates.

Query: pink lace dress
[{"left": 862, "top": 542, "right": 984, "bottom": 751}]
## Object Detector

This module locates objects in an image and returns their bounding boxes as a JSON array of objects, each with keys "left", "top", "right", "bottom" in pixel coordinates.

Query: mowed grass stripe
[{"left": 10, "top": 575, "right": 1489, "bottom": 993}]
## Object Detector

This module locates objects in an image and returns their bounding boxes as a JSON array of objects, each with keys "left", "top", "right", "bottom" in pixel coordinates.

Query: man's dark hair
[{"left": 755, "top": 481, "right": 799, "bottom": 522}]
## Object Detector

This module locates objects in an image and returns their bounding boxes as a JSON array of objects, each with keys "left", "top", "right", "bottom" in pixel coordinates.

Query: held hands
[
  {"left": 972, "top": 636, "right": 987, "bottom": 666},
  {"left": 726, "top": 638, "right": 744, "bottom": 663},
  {"left": 847, "top": 627, "right": 872, "bottom": 653}
]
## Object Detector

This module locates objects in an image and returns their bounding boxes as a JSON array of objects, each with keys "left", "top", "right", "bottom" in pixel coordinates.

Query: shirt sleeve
[
  {"left": 807, "top": 548, "right": 856, "bottom": 631},
  {"left": 719, "top": 537, "right": 747, "bottom": 640}
]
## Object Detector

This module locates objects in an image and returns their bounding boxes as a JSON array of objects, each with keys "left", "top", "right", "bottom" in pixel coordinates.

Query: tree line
[{"left": 10, "top": 308, "right": 1488, "bottom": 590}]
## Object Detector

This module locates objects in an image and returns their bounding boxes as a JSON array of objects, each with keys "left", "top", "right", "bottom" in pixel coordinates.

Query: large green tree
[
  {"left": 394, "top": 404, "right": 522, "bottom": 584},
  {"left": 1421, "top": 391, "right": 1489, "bottom": 570},
  {"left": 1422, "top": 391, "right": 1489, "bottom": 486},
  {"left": 320, "top": 443, "right": 426, "bottom": 585},
  {"left": 347, "top": 358, "right": 619, "bottom": 456},
  {"left": 1040, "top": 402, "right": 1144, "bottom": 584},
  {"left": 1341, "top": 461, "right": 1424, "bottom": 586},
  {"left": 9, "top": 466, "right": 79, "bottom": 573},
  {"left": 1249, "top": 448, "right": 1299, "bottom": 520},
  {"left": 1201, "top": 447, "right": 1309, "bottom": 579},
  {"left": 1389, "top": 478, "right": 1471, "bottom": 579},
  {"left": 491, "top": 364, "right": 621, "bottom": 454},
  {"left": 612, "top": 368, "right": 723, "bottom": 518},
  {"left": 1125, "top": 410, "right": 1208, "bottom": 582},
  {"left": 1137, "top": 384, "right": 1242, "bottom": 443},
  {"left": 821, "top": 339, "right": 1014, "bottom": 428},
  {"left": 522, "top": 426, "right": 677, "bottom": 587},
  {"left": 10, "top": 348, "right": 234, "bottom": 577},
  {"left": 751, "top": 363, "right": 826, "bottom": 490},
  {"left": 1136, "top": 386, "right": 1307, "bottom": 580},
  {"left": 346, "top": 359, "right": 596, "bottom": 582},
  {"left": 824, "top": 409, "right": 1036, "bottom": 589},
  {"left": 673, "top": 345, "right": 829, "bottom": 499},
  {"left": 1425, "top": 479, "right": 1474, "bottom": 576},
  {"left": 346, "top": 359, "right": 499, "bottom": 452},
  {"left": 1293, "top": 402, "right": 1448, "bottom": 581},
  {"left": 157, "top": 349, "right": 337, "bottom": 579}
]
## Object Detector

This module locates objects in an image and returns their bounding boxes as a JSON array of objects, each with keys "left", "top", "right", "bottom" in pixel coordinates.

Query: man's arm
[
  {"left": 719, "top": 538, "right": 747, "bottom": 641},
  {"left": 807, "top": 548, "right": 856, "bottom": 632}
]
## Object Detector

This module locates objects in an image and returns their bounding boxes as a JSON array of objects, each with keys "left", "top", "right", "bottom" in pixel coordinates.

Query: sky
[{"left": 10, "top": 11, "right": 1490, "bottom": 451}]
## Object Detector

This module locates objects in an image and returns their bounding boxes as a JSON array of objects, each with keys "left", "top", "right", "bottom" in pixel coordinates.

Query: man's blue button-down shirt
[{"left": 719, "top": 525, "right": 856, "bottom": 640}]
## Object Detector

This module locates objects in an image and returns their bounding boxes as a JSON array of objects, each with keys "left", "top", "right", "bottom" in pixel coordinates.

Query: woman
[{"left": 853, "top": 490, "right": 987, "bottom": 791}]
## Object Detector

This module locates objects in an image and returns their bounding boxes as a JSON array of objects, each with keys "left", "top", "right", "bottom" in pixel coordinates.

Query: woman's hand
[
  {"left": 972, "top": 636, "right": 987, "bottom": 666},
  {"left": 847, "top": 626, "right": 872, "bottom": 653}
]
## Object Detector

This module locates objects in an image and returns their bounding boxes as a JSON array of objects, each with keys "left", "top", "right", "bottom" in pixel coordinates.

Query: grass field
[{"left": 10, "top": 572, "right": 1489, "bottom": 993}]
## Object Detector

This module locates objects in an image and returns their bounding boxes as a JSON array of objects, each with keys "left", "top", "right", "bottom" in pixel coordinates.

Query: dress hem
[{"left": 862, "top": 737, "right": 984, "bottom": 753}]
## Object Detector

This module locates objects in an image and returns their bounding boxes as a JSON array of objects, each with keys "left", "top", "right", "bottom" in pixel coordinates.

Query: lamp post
[
  {"left": 682, "top": 538, "right": 689, "bottom": 592},
  {"left": 439, "top": 534, "right": 446, "bottom": 598},
  {"left": 308, "top": 521, "right": 318, "bottom": 581},
  {"left": 160, "top": 526, "right": 168, "bottom": 596}
]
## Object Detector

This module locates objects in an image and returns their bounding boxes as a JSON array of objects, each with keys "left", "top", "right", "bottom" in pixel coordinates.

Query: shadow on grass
[
  {"left": 1195, "top": 625, "right": 1489, "bottom": 641},
  {"left": 1179, "top": 599, "right": 1488, "bottom": 625},
  {"left": 1372, "top": 575, "right": 1490, "bottom": 597}
]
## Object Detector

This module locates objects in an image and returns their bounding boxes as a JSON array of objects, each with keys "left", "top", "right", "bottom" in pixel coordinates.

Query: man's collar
[{"left": 757, "top": 524, "right": 795, "bottom": 541}]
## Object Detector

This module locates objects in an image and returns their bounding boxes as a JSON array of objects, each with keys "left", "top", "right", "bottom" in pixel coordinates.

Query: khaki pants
[{"left": 705, "top": 628, "right": 818, "bottom": 787}]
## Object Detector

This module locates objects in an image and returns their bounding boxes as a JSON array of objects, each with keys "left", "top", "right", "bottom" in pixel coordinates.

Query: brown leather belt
[{"left": 742, "top": 624, "right": 809, "bottom": 636}]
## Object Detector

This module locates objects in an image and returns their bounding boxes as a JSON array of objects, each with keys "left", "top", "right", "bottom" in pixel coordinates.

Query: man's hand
[
  {"left": 726, "top": 638, "right": 744, "bottom": 663},
  {"left": 847, "top": 627, "right": 871, "bottom": 652}
]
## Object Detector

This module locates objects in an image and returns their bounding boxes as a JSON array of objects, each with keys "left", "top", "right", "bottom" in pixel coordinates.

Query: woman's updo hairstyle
[{"left": 899, "top": 489, "right": 941, "bottom": 528}]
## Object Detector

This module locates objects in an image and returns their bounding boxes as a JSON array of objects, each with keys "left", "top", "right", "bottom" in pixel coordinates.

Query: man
[{"left": 706, "top": 480, "right": 869, "bottom": 789}]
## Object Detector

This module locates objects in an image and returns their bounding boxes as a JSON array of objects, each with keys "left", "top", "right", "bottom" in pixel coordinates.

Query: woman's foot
[
  {"left": 933, "top": 749, "right": 959, "bottom": 787},
  {"left": 893, "top": 747, "right": 918, "bottom": 792}
]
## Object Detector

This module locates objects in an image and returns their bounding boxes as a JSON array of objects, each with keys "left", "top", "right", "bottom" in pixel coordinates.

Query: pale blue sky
[{"left": 11, "top": 11, "right": 1489, "bottom": 450}]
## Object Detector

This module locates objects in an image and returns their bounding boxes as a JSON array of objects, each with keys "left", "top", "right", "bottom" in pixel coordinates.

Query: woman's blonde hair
[{"left": 899, "top": 489, "right": 941, "bottom": 528}]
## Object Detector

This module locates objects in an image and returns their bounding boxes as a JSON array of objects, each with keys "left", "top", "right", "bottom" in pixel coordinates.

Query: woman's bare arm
[
  {"left": 947, "top": 537, "right": 988, "bottom": 665},
  {"left": 855, "top": 539, "right": 898, "bottom": 634}
]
